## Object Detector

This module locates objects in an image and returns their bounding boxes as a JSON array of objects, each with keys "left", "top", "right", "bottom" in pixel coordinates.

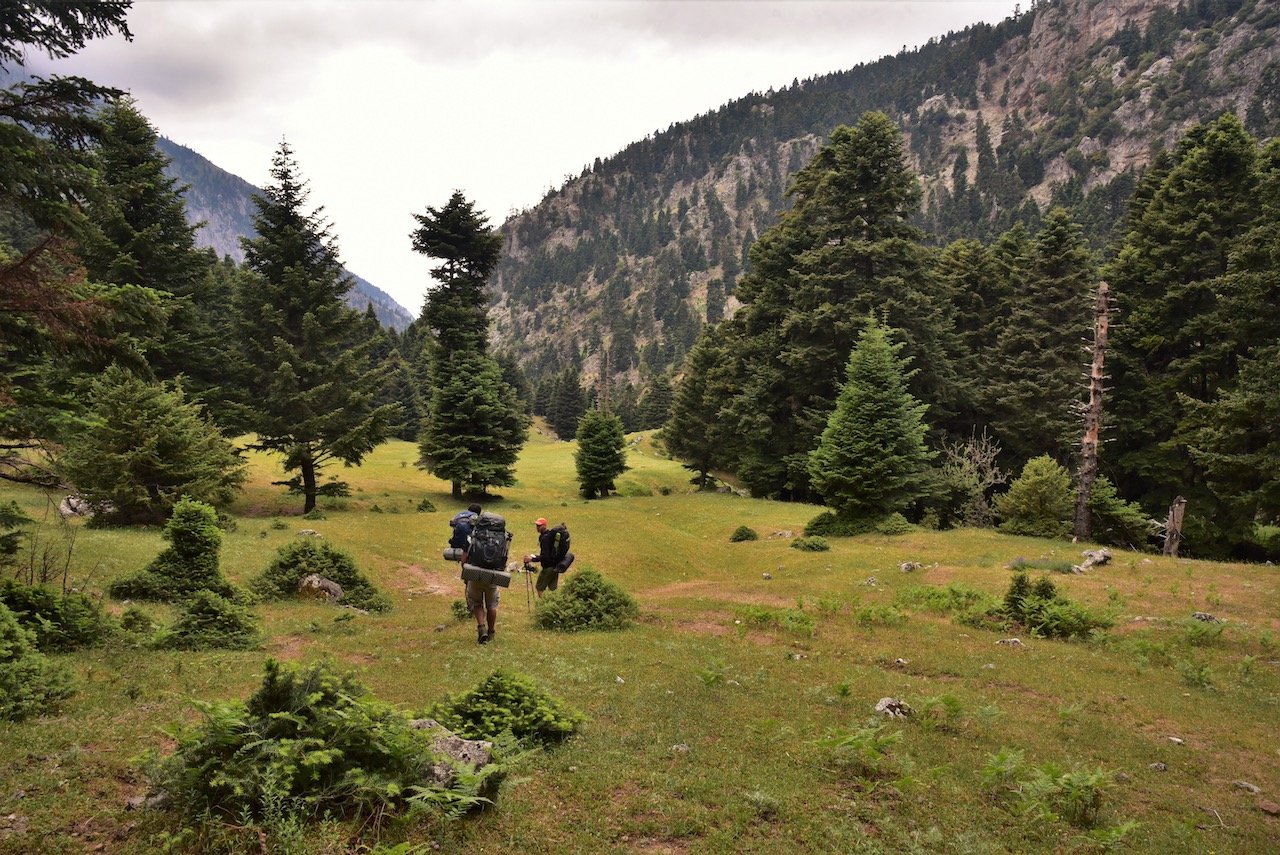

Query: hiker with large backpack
[
  {"left": 524, "top": 517, "right": 574, "bottom": 599},
  {"left": 443, "top": 505, "right": 513, "bottom": 644}
]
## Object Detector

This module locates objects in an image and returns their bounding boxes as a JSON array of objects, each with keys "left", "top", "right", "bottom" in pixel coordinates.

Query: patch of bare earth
[
  {"left": 628, "top": 838, "right": 691, "bottom": 854},
  {"left": 395, "top": 563, "right": 455, "bottom": 596},
  {"left": 268, "top": 633, "right": 306, "bottom": 661},
  {"left": 643, "top": 579, "right": 793, "bottom": 608}
]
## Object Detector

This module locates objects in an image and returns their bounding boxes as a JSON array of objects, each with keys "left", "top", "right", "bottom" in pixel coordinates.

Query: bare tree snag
[
  {"left": 1075, "top": 281, "right": 1110, "bottom": 540},
  {"left": 1163, "top": 496, "right": 1187, "bottom": 557}
]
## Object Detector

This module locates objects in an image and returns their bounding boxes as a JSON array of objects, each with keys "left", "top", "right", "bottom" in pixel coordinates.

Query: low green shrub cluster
[
  {"left": 427, "top": 668, "right": 583, "bottom": 744},
  {"left": 153, "top": 591, "right": 262, "bottom": 651},
  {"left": 1008, "top": 557, "right": 1076, "bottom": 574},
  {"left": 251, "top": 539, "right": 391, "bottom": 613},
  {"left": 728, "top": 525, "right": 759, "bottom": 542},
  {"left": 982, "top": 749, "right": 1117, "bottom": 830},
  {"left": 996, "top": 456, "right": 1073, "bottom": 539},
  {"left": 853, "top": 604, "right": 908, "bottom": 628},
  {"left": 109, "top": 497, "right": 238, "bottom": 602},
  {"left": 0, "top": 601, "right": 75, "bottom": 721},
  {"left": 531, "top": 568, "right": 637, "bottom": 632},
  {"left": 999, "top": 572, "right": 1112, "bottom": 640},
  {"left": 149, "top": 659, "right": 494, "bottom": 823},
  {"left": 804, "top": 511, "right": 873, "bottom": 537},
  {"left": 736, "top": 604, "right": 816, "bottom": 637},
  {"left": 791, "top": 535, "right": 830, "bottom": 552},
  {"left": 895, "top": 583, "right": 998, "bottom": 616},
  {"left": 0, "top": 579, "right": 112, "bottom": 651}
]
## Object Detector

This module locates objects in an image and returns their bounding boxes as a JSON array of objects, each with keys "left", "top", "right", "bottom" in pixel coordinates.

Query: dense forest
[{"left": 2, "top": 0, "right": 1277, "bottom": 563}]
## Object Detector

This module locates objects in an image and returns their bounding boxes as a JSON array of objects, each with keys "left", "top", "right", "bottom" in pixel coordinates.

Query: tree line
[{"left": 663, "top": 110, "right": 1280, "bottom": 559}]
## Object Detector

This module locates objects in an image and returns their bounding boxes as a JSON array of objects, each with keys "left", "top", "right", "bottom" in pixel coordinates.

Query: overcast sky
[{"left": 35, "top": 0, "right": 1021, "bottom": 316}]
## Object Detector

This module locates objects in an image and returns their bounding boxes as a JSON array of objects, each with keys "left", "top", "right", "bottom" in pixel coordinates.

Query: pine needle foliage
[
  {"left": 808, "top": 316, "right": 935, "bottom": 519},
  {"left": 531, "top": 568, "right": 638, "bottom": 633},
  {"left": 153, "top": 591, "right": 261, "bottom": 651},
  {"left": 108, "top": 497, "right": 238, "bottom": 602},
  {"left": 0, "top": 579, "right": 110, "bottom": 652},
  {"left": 251, "top": 539, "right": 391, "bottom": 613},
  {"left": 0, "top": 601, "right": 75, "bottom": 722},
  {"left": 995, "top": 455, "right": 1074, "bottom": 539},
  {"left": 427, "top": 668, "right": 583, "bottom": 744},
  {"left": 574, "top": 408, "right": 628, "bottom": 498}
]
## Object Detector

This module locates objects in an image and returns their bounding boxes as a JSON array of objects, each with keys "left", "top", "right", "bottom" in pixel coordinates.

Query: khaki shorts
[{"left": 465, "top": 579, "right": 499, "bottom": 611}]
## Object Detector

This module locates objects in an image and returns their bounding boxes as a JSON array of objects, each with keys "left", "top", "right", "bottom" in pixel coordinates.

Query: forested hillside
[
  {"left": 490, "top": 0, "right": 1279, "bottom": 394},
  {"left": 157, "top": 138, "right": 415, "bottom": 330}
]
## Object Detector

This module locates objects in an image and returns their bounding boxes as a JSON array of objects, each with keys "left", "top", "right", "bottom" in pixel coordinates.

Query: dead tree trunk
[
  {"left": 1163, "top": 496, "right": 1187, "bottom": 557},
  {"left": 1074, "top": 281, "right": 1110, "bottom": 541}
]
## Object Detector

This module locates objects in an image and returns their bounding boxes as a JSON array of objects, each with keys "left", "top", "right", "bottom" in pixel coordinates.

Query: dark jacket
[{"left": 532, "top": 524, "right": 570, "bottom": 568}]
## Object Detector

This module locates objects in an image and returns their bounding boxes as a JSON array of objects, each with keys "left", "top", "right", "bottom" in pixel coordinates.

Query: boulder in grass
[
  {"left": 409, "top": 718, "right": 495, "bottom": 788},
  {"left": 298, "top": 573, "right": 344, "bottom": 603}
]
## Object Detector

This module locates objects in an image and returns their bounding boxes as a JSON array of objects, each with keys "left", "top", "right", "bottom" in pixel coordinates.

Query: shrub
[
  {"left": 729, "top": 525, "right": 759, "bottom": 542},
  {"left": 154, "top": 591, "right": 262, "bottom": 651},
  {"left": 791, "top": 535, "right": 830, "bottom": 552},
  {"left": 427, "top": 668, "right": 583, "bottom": 744},
  {"left": 109, "top": 497, "right": 237, "bottom": 602},
  {"left": 416, "top": 499, "right": 437, "bottom": 513},
  {"left": 819, "top": 723, "right": 902, "bottom": 779},
  {"left": 0, "top": 500, "right": 31, "bottom": 567},
  {"left": 996, "top": 455, "right": 1073, "bottom": 539},
  {"left": 149, "top": 659, "right": 496, "bottom": 822},
  {"left": 532, "top": 568, "right": 638, "bottom": 632},
  {"left": 804, "top": 511, "right": 873, "bottom": 537},
  {"left": 252, "top": 540, "right": 391, "bottom": 613},
  {"left": 1086, "top": 476, "right": 1155, "bottom": 548},
  {"left": 875, "top": 512, "right": 912, "bottom": 535},
  {"left": 449, "top": 599, "right": 471, "bottom": 622},
  {"left": 0, "top": 602, "right": 75, "bottom": 721},
  {"left": 895, "top": 584, "right": 997, "bottom": 616},
  {"left": 0, "top": 580, "right": 111, "bottom": 652},
  {"left": 854, "top": 604, "right": 908, "bottom": 628},
  {"left": 1001, "top": 571, "right": 1111, "bottom": 640},
  {"left": 120, "top": 606, "right": 158, "bottom": 637}
]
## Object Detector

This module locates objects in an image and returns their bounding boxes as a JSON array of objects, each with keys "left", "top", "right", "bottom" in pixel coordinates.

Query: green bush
[
  {"left": 729, "top": 525, "right": 759, "bottom": 542},
  {"left": 428, "top": 668, "right": 583, "bottom": 744},
  {"left": 996, "top": 456, "right": 1073, "bottom": 539},
  {"left": 0, "top": 580, "right": 111, "bottom": 652},
  {"left": 154, "top": 591, "right": 262, "bottom": 651},
  {"left": 791, "top": 535, "right": 830, "bottom": 552},
  {"left": 804, "top": 511, "right": 873, "bottom": 537},
  {"left": 1000, "top": 571, "right": 1111, "bottom": 640},
  {"left": 0, "top": 602, "right": 75, "bottom": 721},
  {"left": 0, "top": 500, "right": 31, "bottom": 566},
  {"left": 149, "top": 659, "right": 495, "bottom": 822},
  {"left": 854, "top": 604, "right": 908, "bottom": 628},
  {"left": 1086, "top": 476, "right": 1155, "bottom": 548},
  {"left": 895, "top": 584, "right": 998, "bottom": 616},
  {"left": 416, "top": 499, "right": 437, "bottom": 513},
  {"left": 109, "top": 497, "right": 238, "bottom": 602},
  {"left": 874, "top": 512, "right": 913, "bottom": 535},
  {"left": 120, "top": 606, "right": 158, "bottom": 637},
  {"left": 531, "top": 568, "right": 638, "bottom": 632},
  {"left": 251, "top": 540, "right": 391, "bottom": 613}
]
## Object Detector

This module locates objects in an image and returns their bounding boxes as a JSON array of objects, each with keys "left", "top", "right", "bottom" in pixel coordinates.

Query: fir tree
[
  {"left": 58, "top": 366, "right": 246, "bottom": 524},
  {"left": 575, "top": 408, "right": 628, "bottom": 499},
  {"left": 236, "top": 142, "right": 398, "bottom": 513},
  {"left": 637, "top": 374, "right": 674, "bottom": 429},
  {"left": 411, "top": 192, "right": 527, "bottom": 495},
  {"left": 547, "top": 367, "right": 587, "bottom": 440},
  {"left": 988, "top": 208, "right": 1095, "bottom": 468},
  {"left": 665, "top": 327, "right": 734, "bottom": 489},
  {"left": 1107, "top": 114, "right": 1263, "bottom": 551},
  {"left": 807, "top": 317, "right": 935, "bottom": 519}
]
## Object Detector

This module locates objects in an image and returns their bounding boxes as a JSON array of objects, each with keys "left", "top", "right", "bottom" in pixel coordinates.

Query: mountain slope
[
  {"left": 489, "top": 0, "right": 1280, "bottom": 389},
  {"left": 156, "top": 137, "right": 415, "bottom": 331}
]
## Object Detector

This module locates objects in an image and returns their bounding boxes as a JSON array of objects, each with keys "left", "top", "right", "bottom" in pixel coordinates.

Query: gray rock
[
  {"left": 297, "top": 528, "right": 322, "bottom": 538},
  {"left": 408, "top": 719, "right": 494, "bottom": 788},
  {"left": 875, "top": 697, "right": 912, "bottom": 718},
  {"left": 1191, "top": 612, "right": 1223, "bottom": 623},
  {"left": 298, "top": 573, "right": 344, "bottom": 603},
  {"left": 1234, "top": 780, "right": 1262, "bottom": 794},
  {"left": 670, "top": 743, "right": 691, "bottom": 754},
  {"left": 996, "top": 638, "right": 1023, "bottom": 646},
  {"left": 899, "top": 561, "right": 922, "bottom": 573},
  {"left": 1148, "top": 762, "right": 1167, "bottom": 771}
]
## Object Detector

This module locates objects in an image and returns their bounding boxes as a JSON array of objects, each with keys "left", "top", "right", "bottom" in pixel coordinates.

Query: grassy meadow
[{"left": 1, "top": 424, "right": 1278, "bottom": 853}]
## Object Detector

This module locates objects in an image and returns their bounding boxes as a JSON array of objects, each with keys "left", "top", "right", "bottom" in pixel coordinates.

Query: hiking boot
[
  {"left": 477, "top": 626, "right": 488, "bottom": 644},
  {"left": 486, "top": 628, "right": 496, "bottom": 643}
]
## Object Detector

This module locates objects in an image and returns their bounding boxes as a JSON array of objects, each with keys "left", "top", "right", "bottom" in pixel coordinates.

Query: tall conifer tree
[
  {"left": 236, "top": 142, "right": 398, "bottom": 512},
  {"left": 988, "top": 208, "right": 1095, "bottom": 467},
  {"left": 411, "top": 192, "right": 528, "bottom": 496},
  {"left": 808, "top": 316, "right": 935, "bottom": 519}
]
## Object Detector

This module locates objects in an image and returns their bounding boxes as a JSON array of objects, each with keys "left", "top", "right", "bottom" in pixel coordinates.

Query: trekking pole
[{"left": 525, "top": 562, "right": 532, "bottom": 613}]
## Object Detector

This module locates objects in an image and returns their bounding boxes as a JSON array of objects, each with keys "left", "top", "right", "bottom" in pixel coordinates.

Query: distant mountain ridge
[
  {"left": 489, "top": 0, "right": 1280, "bottom": 388},
  {"left": 156, "top": 137, "right": 415, "bottom": 331}
]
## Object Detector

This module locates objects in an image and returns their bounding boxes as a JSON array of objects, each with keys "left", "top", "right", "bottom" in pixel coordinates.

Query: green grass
[{"left": 1, "top": 424, "right": 1279, "bottom": 853}]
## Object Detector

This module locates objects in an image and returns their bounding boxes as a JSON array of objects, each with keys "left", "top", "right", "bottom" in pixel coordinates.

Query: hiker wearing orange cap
[{"left": 523, "top": 517, "right": 573, "bottom": 598}]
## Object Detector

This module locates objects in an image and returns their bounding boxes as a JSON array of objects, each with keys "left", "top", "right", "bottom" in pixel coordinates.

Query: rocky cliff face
[{"left": 488, "top": 0, "right": 1279, "bottom": 391}]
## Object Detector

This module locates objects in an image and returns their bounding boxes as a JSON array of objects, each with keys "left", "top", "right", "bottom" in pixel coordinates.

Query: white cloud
[{"left": 35, "top": 0, "right": 1020, "bottom": 315}]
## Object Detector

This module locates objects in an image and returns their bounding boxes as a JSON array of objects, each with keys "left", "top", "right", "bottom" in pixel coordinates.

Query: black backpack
[
  {"left": 548, "top": 523, "right": 570, "bottom": 567},
  {"left": 466, "top": 512, "right": 512, "bottom": 571}
]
